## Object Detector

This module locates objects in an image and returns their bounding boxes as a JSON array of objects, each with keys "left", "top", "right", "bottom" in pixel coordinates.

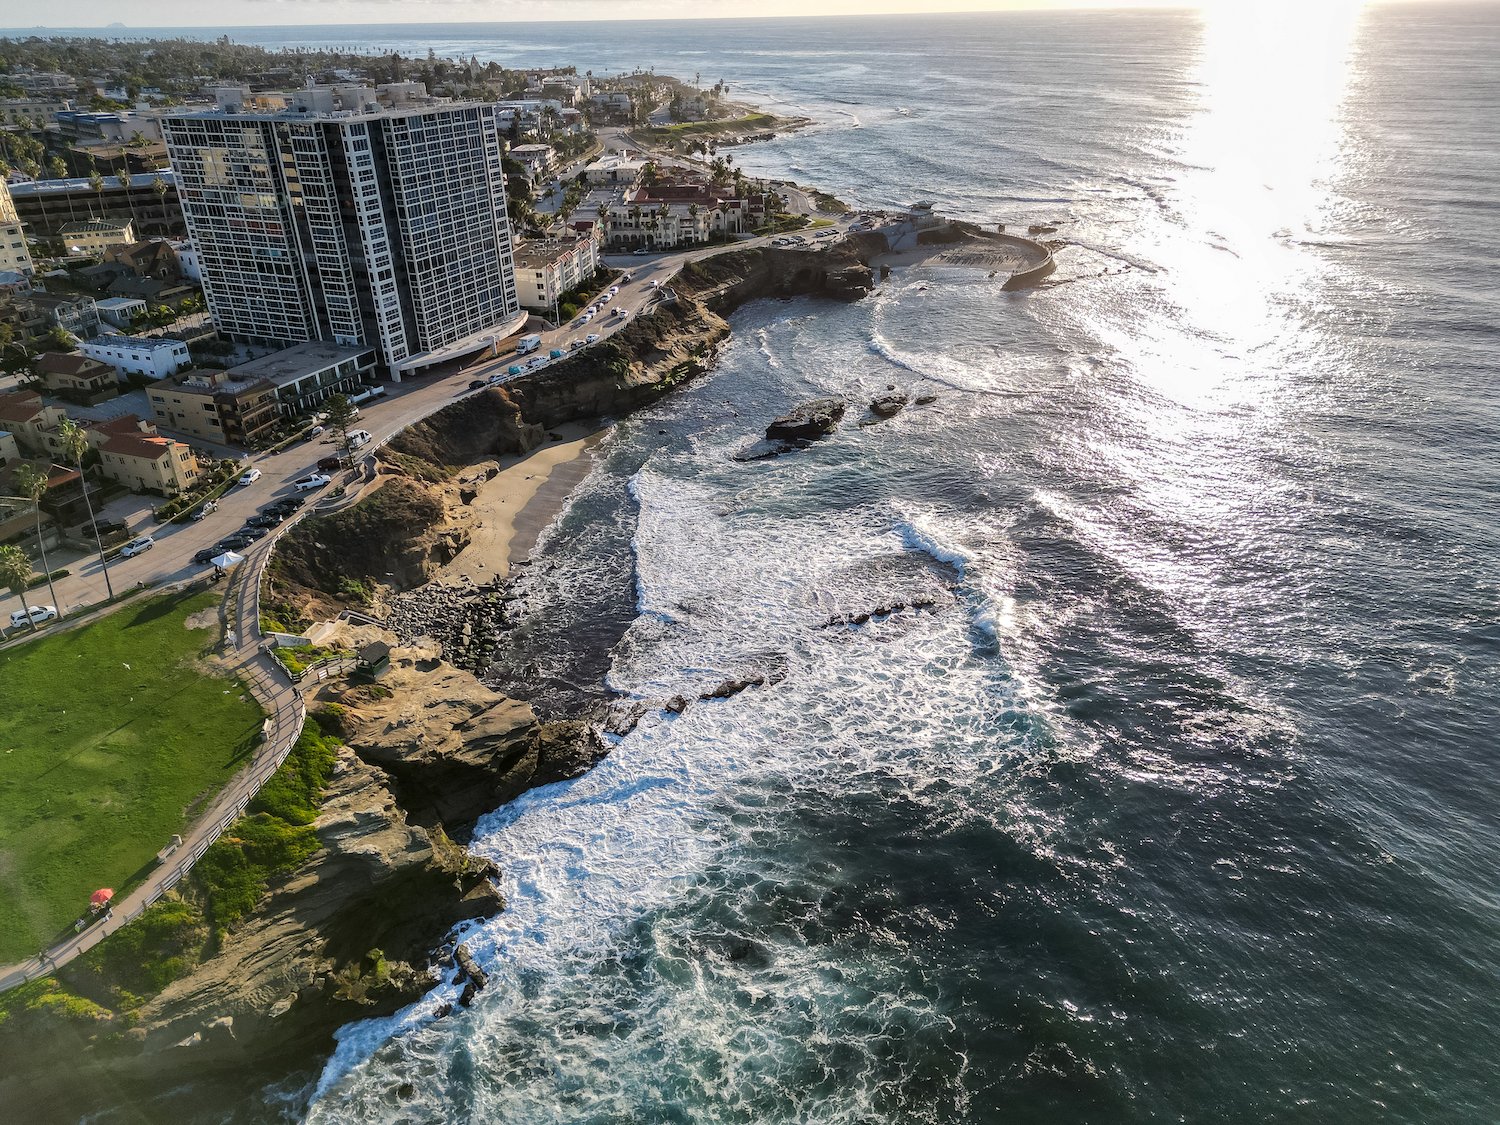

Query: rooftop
[
  {"left": 514, "top": 237, "right": 594, "bottom": 270},
  {"left": 225, "top": 340, "right": 372, "bottom": 387},
  {"left": 166, "top": 82, "right": 473, "bottom": 124},
  {"left": 87, "top": 334, "right": 185, "bottom": 352},
  {"left": 6, "top": 172, "right": 177, "bottom": 197},
  {"left": 60, "top": 217, "right": 134, "bottom": 236},
  {"left": 156, "top": 370, "right": 273, "bottom": 400}
]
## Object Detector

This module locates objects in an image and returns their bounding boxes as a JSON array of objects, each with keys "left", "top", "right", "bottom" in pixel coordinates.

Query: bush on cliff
[{"left": 196, "top": 720, "right": 340, "bottom": 935}]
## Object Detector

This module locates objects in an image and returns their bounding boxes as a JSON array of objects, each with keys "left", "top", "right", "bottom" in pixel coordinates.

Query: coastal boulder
[
  {"left": 868, "top": 392, "right": 909, "bottom": 419},
  {"left": 765, "top": 398, "right": 846, "bottom": 443}
]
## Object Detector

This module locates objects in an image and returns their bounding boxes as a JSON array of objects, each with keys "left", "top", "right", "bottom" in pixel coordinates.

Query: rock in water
[
  {"left": 765, "top": 398, "right": 846, "bottom": 442},
  {"left": 868, "top": 392, "right": 909, "bottom": 419}
]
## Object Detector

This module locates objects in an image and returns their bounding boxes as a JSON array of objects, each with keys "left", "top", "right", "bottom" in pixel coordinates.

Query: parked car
[
  {"left": 193, "top": 547, "right": 222, "bottom": 565},
  {"left": 294, "top": 473, "right": 332, "bottom": 492},
  {"left": 9, "top": 605, "right": 57, "bottom": 629},
  {"left": 120, "top": 536, "right": 154, "bottom": 558},
  {"left": 468, "top": 379, "right": 487, "bottom": 390},
  {"left": 599, "top": 292, "right": 612, "bottom": 305},
  {"left": 632, "top": 247, "right": 649, "bottom": 256},
  {"left": 347, "top": 429, "right": 371, "bottom": 448},
  {"left": 507, "top": 365, "right": 524, "bottom": 376},
  {"left": 307, "top": 425, "right": 325, "bottom": 438},
  {"left": 549, "top": 348, "right": 566, "bottom": 359},
  {"left": 236, "top": 525, "right": 270, "bottom": 542},
  {"left": 246, "top": 512, "right": 284, "bottom": 529},
  {"left": 570, "top": 339, "right": 585, "bottom": 350},
  {"left": 269, "top": 496, "right": 305, "bottom": 514},
  {"left": 486, "top": 373, "right": 505, "bottom": 385},
  {"left": 317, "top": 454, "right": 349, "bottom": 472},
  {"left": 217, "top": 534, "right": 253, "bottom": 551},
  {"left": 609, "top": 286, "right": 620, "bottom": 295},
  {"left": 190, "top": 500, "right": 217, "bottom": 521},
  {"left": 585, "top": 333, "right": 600, "bottom": 344},
  {"left": 239, "top": 467, "right": 262, "bottom": 486}
]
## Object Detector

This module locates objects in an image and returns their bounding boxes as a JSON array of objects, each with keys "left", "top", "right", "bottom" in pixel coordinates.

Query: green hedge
[{"left": 25, "top": 568, "right": 69, "bottom": 590}]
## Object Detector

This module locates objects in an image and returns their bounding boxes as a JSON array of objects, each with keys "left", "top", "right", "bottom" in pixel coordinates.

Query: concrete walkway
[{"left": 0, "top": 534, "right": 306, "bottom": 993}]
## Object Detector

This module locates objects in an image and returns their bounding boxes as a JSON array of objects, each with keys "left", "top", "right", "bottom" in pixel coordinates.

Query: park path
[{"left": 0, "top": 534, "right": 306, "bottom": 993}]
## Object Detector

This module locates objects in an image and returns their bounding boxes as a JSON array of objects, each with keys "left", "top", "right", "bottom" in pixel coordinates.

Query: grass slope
[{"left": 0, "top": 590, "right": 264, "bottom": 963}]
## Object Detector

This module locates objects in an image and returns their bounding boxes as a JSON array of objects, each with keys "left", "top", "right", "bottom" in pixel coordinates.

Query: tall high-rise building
[
  {"left": 0, "top": 179, "right": 36, "bottom": 279},
  {"left": 161, "top": 83, "right": 522, "bottom": 378}
]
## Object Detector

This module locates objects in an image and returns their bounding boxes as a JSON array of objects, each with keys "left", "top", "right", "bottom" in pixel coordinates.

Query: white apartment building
[
  {"left": 508, "top": 143, "right": 557, "bottom": 181},
  {"left": 0, "top": 181, "right": 35, "bottom": 278},
  {"left": 513, "top": 236, "right": 600, "bottom": 314},
  {"left": 169, "top": 239, "right": 201, "bottom": 280},
  {"left": 78, "top": 335, "right": 191, "bottom": 379},
  {"left": 161, "top": 82, "right": 522, "bottom": 379}
]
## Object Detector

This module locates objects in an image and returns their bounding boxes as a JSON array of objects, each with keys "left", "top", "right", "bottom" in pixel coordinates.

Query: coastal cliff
[{"left": 0, "top": 235, "right": 891, "bottom": 1121}]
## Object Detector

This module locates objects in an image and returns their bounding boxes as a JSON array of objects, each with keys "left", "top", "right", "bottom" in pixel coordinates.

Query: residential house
[
  {"left": 26, "top": 293, "right": 100, "bottom": 338},
  {"left": 103, "top": 238, "right": 185, "bottom": 281},
  {"left": 147, "top": 369, "right": 280, "bottom": 448},
  {"left": 78, "top": 334, "right": 191, "bottom": 379},
  {"left": 59, "top": 217, "right": 136, "bottom": 256},
  {"left": 508, "top": 143, "right": 557, "bottom": 182},
  {"left": 583, "top": 155, "right": 646, "bottom": 186},
  {"left": 88, "top": 415, "right": 200, "bottom": 496},
  {"left": 587, "top": 92, "right": 634, "bottom": 121},
  {"left": 32, "top": 352, "right": 118, "bottom": 404},
  {"left": 513, "top": 236, "right": 601, "bottom": 314},
  {"left": 95, "top": 296, "right": 147, "bottom": 329},
  {"left": 0, "top": 390, "right": 68, "bottom": 457},
  {"left": 0, "top": 430, "right": 18, "bottom": 467}
]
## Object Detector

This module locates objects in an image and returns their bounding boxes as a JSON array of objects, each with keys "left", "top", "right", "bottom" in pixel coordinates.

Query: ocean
[{"left": 125, "top": 5, "right": 1500, "bottom": 1120}]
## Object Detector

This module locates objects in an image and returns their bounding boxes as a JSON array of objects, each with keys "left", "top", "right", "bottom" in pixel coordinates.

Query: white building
[
  {"left": 508, "top": 143, "right": 557, "bottom": 181},
  {"left": 0, "top": 180, "right": 33, "bottom": 279},
  {"left": 223, "top": 339, "right": 377, "bottom": 417},
  {"left": 78, "top": 335, "right": 191, "bottom": 379},
  {"left": 161, "top": 82, "right": 522, "bottom": 379},
  {"left": 513, "top": 236, "right": 600, "bottom": 314},
  {"left": 96, "top": 296, "right": 147, "bottom": 329}
]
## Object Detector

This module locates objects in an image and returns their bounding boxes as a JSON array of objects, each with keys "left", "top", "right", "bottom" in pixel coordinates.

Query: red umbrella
[{"left": 89, "top": 888, "right": 114, "bottom": 909}]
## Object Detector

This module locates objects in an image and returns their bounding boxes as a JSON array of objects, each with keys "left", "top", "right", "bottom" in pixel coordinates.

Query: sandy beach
[{"left": 438, "top": 421, "right": 607, "bottom": 584}]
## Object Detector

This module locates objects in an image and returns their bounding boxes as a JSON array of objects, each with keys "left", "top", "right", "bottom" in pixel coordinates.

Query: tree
[
  {"left": 0, "top": 544, "right": 36, "bottom": 631},
  {"left": 58, "top": 418, "right": 114, "bottom": 602},
  {"left": 12, "top": 463, "right": 61, "bottom": 617},
  {"left": 46, "top": 155, "right": 67, "bottom": 180},
  {"left": 322, "top": 393, "right": 358, "bottom": 462}
]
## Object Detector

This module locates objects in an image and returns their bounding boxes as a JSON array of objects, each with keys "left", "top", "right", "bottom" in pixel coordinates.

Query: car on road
[
  {"left": 585, "top": 333, "right": 600, "bottom": 344},
  {"left": 581, "top": 311, "right": 594, "bottom": 322},
  {"left": 246, "top": 511, "right": 285, "bottom": 529},
  {"left": 632, "top": 247, "right": 649, "bottom": 256},
  {"left": 620, "top": 272, "right": 632, "bottom": 282},
  {"left": 347, "top": 429, "right": 371, "bottom": 448},
  {"left": 487, "top": 372, "right": 505, "bottom": 385},
  {"left": 317, "top": 454, "right": 349, "bottom": 472},
  {"left": 609, "top": 286, "right": 620, "bottom": 295},
  {"left": 9, "top": 605, "right": 57, "bottom": 629},
  {"left": 647, "top": 280, "right": 660, "bottom": 289},
  {"left": 570, "top": 339, "right": 585, "bottom": 350},
  {"left": 599, "top": 292, "right": 612, "bottom": 305},
  {"left": 239, "top": 468, "right": 262, "bottom": 486},
  {"left": 120, "top": 536, "right": 155, "bottom": 558},
  {"left": 236, "top": 525, "right": 270, "bottom": 543},
  {"left": 507, "top": 365, "right": 524, "bottom": 376},
  {"left": 190, "top": 500, "right": 217, "bottom": 521},
  {"left": 549, "top": 348, "right": 566, "bottom": 359},
  {"left": 468, "top": 379, "right": 487, "bottom": 390},
  {"left": 193, "top": 547, "right": 223, "bottom": 565},
  {"left": 294, "top": 473, "right": 332, "bottom": 492}
]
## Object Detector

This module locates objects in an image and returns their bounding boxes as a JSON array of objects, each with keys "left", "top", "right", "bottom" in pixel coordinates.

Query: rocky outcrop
[
  {"left": 766, "top": 397, "right": 846, "bottom": 442},
  {"left": 0, "top": 745, "right": 504, "bottom": 1121},
  {"left": 320, "top": 645, "right": 606, "bottom": 834},
  {"left": 868, "top": 391, "right": 909, "bottom": 419}
]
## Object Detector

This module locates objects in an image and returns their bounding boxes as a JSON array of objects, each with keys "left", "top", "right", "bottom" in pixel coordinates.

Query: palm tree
[
  {"left": 88, "top": 170, "right": 106, "bottom": 220},
  {"left": 58, "top": 418, "right": 114, "bottom": 601},
  {"left": 0, "top": 544, "right": 36, "bottom": 632},
  {"left": 12, "top": 463, "right": 61, "bottom": 618}
]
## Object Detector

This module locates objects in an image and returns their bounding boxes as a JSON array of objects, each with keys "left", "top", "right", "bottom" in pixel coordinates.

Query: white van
[{"left": 348, "top": 429, "right": 372, "bottom": 448}]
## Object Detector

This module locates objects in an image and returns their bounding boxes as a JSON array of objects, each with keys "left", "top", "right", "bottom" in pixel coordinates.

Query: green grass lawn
[{"left": 0, "top": 590, "right": 264, "bottom": 963}]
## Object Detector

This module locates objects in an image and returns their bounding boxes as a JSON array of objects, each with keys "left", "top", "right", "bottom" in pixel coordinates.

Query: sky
[{"left": 2, "top": 0, "right": 1323, "bottom": 32}]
